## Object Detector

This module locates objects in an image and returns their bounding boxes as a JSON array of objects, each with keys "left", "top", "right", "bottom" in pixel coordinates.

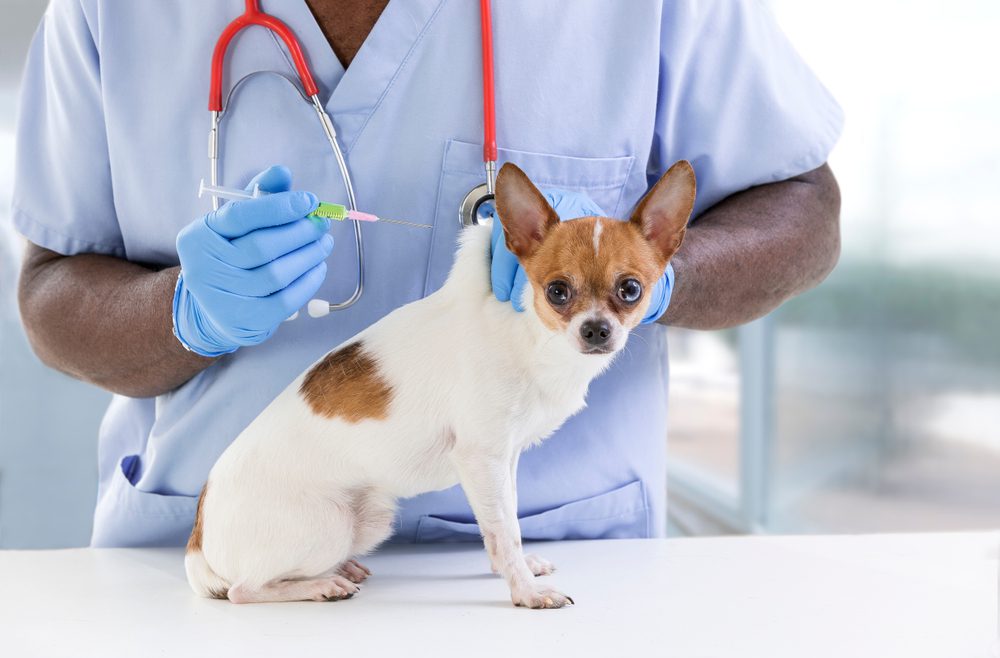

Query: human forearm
[
  {"left": 17, "top": 244, "right": 215, "bottom": 398},
  {"left": 16, "top": 168, "right": 331, "bottom": 397},
  {"left": 659, "top": 163, "right": 841, "bottom": 330}
]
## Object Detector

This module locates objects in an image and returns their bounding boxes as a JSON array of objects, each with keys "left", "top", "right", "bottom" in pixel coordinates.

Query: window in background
[
  {"left": 667, "top": 320, "right": 775, "bottom": 535},
  {"left": 767, "top": 0, "right": 1000, "bottom": 532},
  {"left": 666, "top": 327, "right": 742, "bottom": 533},
  {"left": 666, "top": 0, "right": 1000, "bottom": 535},
  {"left": 667, "top": 328, "right": 741, "bottom": 492}
]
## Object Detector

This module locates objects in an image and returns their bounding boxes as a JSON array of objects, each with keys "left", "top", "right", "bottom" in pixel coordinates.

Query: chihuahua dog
[{"left": 185, "top": 161, "right": 695, "bottom": 608}]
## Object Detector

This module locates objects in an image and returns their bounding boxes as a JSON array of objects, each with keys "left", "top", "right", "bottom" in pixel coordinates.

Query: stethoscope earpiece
[{"left": 307, "top": 299, "right": 333, "bottom": 319}]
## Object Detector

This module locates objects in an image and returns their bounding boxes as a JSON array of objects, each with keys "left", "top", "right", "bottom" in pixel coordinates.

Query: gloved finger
[
  {"left": 490, "top": 215, "right": 519, "bottom": 302},
  {"left": 510, "top": 266, "right": 529, "bottom": 312},
  {"left": 261, "top": 260, "right": 328, "bottom": 320},
  {"left": 542, "top": 188, "right": 606, "bottom": 221},
  {"left": 232, "top": 234, "right": 334, "bottom": 297},
  {"left": 222, "top": 217, "right": 332, "bottom": 269},
  {"left": 205, "top": 190, "right": 319, "bottom": 239},
  {"left": 247, "top": 165, "right": 292, "bottom": 194},
  {"left": 640, "top": 262, "right": 674, "bottom": 325}
]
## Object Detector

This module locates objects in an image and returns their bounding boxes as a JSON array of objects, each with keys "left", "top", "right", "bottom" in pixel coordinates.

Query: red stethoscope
[
  {"left": 458, "top": 0, "right": 500, "bottom": 228},
  {"left": 206, "top": 0, "right": 498, "bottom": 314}
]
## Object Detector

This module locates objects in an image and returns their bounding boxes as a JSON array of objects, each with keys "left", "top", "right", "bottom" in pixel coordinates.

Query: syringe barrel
[{"left": 198, "top": 179, "right": 259, "bottom": 202}]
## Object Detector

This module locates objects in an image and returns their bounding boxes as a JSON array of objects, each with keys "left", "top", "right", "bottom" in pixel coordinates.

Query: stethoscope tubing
[
  {"left": 459, "top": 0, "right": 498, "bottom": 228},
  {"left": 479, "top": 0, "right": 497, "bottom": 193}
]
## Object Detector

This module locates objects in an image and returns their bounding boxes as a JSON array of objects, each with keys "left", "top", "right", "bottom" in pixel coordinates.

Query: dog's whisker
[
  {"left": 628, "top": 330, "right": 649, "bottom": 348},
  {"left": 621, "top": 343, "right": 635, "bottom": 362}
]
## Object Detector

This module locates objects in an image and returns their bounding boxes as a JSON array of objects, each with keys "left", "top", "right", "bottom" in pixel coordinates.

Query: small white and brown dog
[{"left": 185, "top": 160, "right": 695, "bottom": 608}]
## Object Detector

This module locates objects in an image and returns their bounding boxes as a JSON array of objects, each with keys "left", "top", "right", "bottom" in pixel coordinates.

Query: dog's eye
[
  {"left": 546, "top": 281, "right": 571, "bottom": 306},
  {"left": 618, "top": 279, "right": 642, "bottom": 304}
]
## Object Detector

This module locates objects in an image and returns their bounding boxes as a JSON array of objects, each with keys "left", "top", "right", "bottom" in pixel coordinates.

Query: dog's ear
[
  {"left": 495, "top": 163, "right": 560, "bottom": 261},
  {"left": 630, "top": 160, "right": 696, "bottom": 265}
]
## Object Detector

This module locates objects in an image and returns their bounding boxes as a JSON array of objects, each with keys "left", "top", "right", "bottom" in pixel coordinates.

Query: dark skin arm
[
  {"left": 659, "top": 162, "right": 841, "bottom": 329},
  {"left": 17, "top": 163, "right": 840, "bottom": 397},
  {"left": 17, "top": 256, "right": 215, "bottom": 398}
]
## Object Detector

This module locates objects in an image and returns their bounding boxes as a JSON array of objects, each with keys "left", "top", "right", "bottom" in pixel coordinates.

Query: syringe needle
[{"left": 374, "top": 217, "right": 433, "bottom": 229}]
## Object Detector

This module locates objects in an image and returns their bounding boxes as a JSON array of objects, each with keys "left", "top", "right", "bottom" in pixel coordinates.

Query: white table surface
[{"left": 1, "top": 533, "right": 997, "bottom": 658}]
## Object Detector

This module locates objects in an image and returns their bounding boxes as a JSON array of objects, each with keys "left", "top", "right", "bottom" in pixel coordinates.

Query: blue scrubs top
[{"left": 11, "top": 0, "right": 842, "bottom": 547}]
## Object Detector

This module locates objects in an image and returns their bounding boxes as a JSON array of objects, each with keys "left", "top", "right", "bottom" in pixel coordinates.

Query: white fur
[
  {"left": 186, "top": 225, "right": 617, "bottom": 608},
  {"left": 592, "top": 218, "right": 603, "bottom": 256}
]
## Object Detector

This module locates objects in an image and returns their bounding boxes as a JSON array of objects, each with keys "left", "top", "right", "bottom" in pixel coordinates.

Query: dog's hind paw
[
  {"left": 311, "top": 575, "right": 360, "bottom": 601},
  {"left": 336, "top": 558, "right": 372, "bottom": 583},
  {"left": 524, "top": 553, "right": 555, "bottom": 576}
]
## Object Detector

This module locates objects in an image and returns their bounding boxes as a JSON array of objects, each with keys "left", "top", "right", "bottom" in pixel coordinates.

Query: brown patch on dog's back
[
  {"left": 187, "top": 483, "right": 208, "bottom": 553},
  {"left": 300, "top": 341, "right": 393, "bottom": 421}
]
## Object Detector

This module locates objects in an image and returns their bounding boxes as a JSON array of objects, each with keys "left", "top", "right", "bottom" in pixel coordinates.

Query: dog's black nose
[{"left": 580, "top": 319, "right": 612, "bottom": 346}]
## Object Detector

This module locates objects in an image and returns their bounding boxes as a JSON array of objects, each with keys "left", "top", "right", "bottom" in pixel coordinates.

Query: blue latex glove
[
  {"left": 173, "top": 166, "right": 333, "bottom": 357},
  {"left": 490, "top": 189, "right": 674, "bottom": 324}
]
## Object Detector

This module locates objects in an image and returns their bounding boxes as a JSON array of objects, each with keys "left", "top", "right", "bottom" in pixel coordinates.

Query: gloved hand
[
  {"left": 490, "top": 188, "right": 675, "bottom": 324},
  {"left": 172, "top": 166, "right": 333, "bottom": 357}
]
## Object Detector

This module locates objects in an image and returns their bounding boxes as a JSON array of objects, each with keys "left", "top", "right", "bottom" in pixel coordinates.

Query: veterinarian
[{"left": 12, "top": 0, "right": 841, "bottom": 546}]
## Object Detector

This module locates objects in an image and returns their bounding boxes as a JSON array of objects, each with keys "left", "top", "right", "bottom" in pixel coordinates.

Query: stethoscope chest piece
[{"left": 459, "top": 184, "right": 495, "bottom": 227}]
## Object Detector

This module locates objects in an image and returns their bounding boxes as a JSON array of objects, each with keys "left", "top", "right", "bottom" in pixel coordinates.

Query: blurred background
[
  {"left": 667, "top": 0, "right": 1000, "bottom": 534},
  {"left": 1, "top": 1, "right": 997, "bottom": 547}
]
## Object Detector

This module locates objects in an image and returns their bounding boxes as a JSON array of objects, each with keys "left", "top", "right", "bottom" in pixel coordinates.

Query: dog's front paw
[
  {"left": 512, "top": 586, "right": 574, "bottom": 609},
  {"left": 524, "top": 553, "right": 555, "bottom": 576}
]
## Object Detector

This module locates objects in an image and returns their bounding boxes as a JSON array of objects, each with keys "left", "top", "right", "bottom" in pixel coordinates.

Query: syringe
[{"left": 198, "top": 180, "right": 431, "bottom": 229}]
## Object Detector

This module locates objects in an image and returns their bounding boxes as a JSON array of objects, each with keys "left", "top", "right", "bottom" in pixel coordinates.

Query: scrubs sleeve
[
  {"left": 10, "top": 0, "right": 124, "bottom": 257},
  {"left": 651, "top": 0, "right": 844, "bottom": 218}
]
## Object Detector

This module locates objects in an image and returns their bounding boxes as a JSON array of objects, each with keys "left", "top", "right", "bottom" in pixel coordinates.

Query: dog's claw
[
  {"left": 312, "top": 574, "right": 359, "bottom": 601},
  {"left": 513, "top": 587, "right": 574, "bottom": 609}
]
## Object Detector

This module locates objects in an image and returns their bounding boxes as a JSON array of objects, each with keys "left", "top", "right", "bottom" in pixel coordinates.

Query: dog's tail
[{"left": 184, "top": 484, "right": 230, "bottom": 600}]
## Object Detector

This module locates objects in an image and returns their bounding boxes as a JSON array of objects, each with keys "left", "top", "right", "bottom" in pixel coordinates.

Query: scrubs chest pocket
[
  {"left": 423, "top": 140, "right": 635, "bottom": 295},
  {"left": 90, "top": 455, "right": 199, "bottom": 547}
]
